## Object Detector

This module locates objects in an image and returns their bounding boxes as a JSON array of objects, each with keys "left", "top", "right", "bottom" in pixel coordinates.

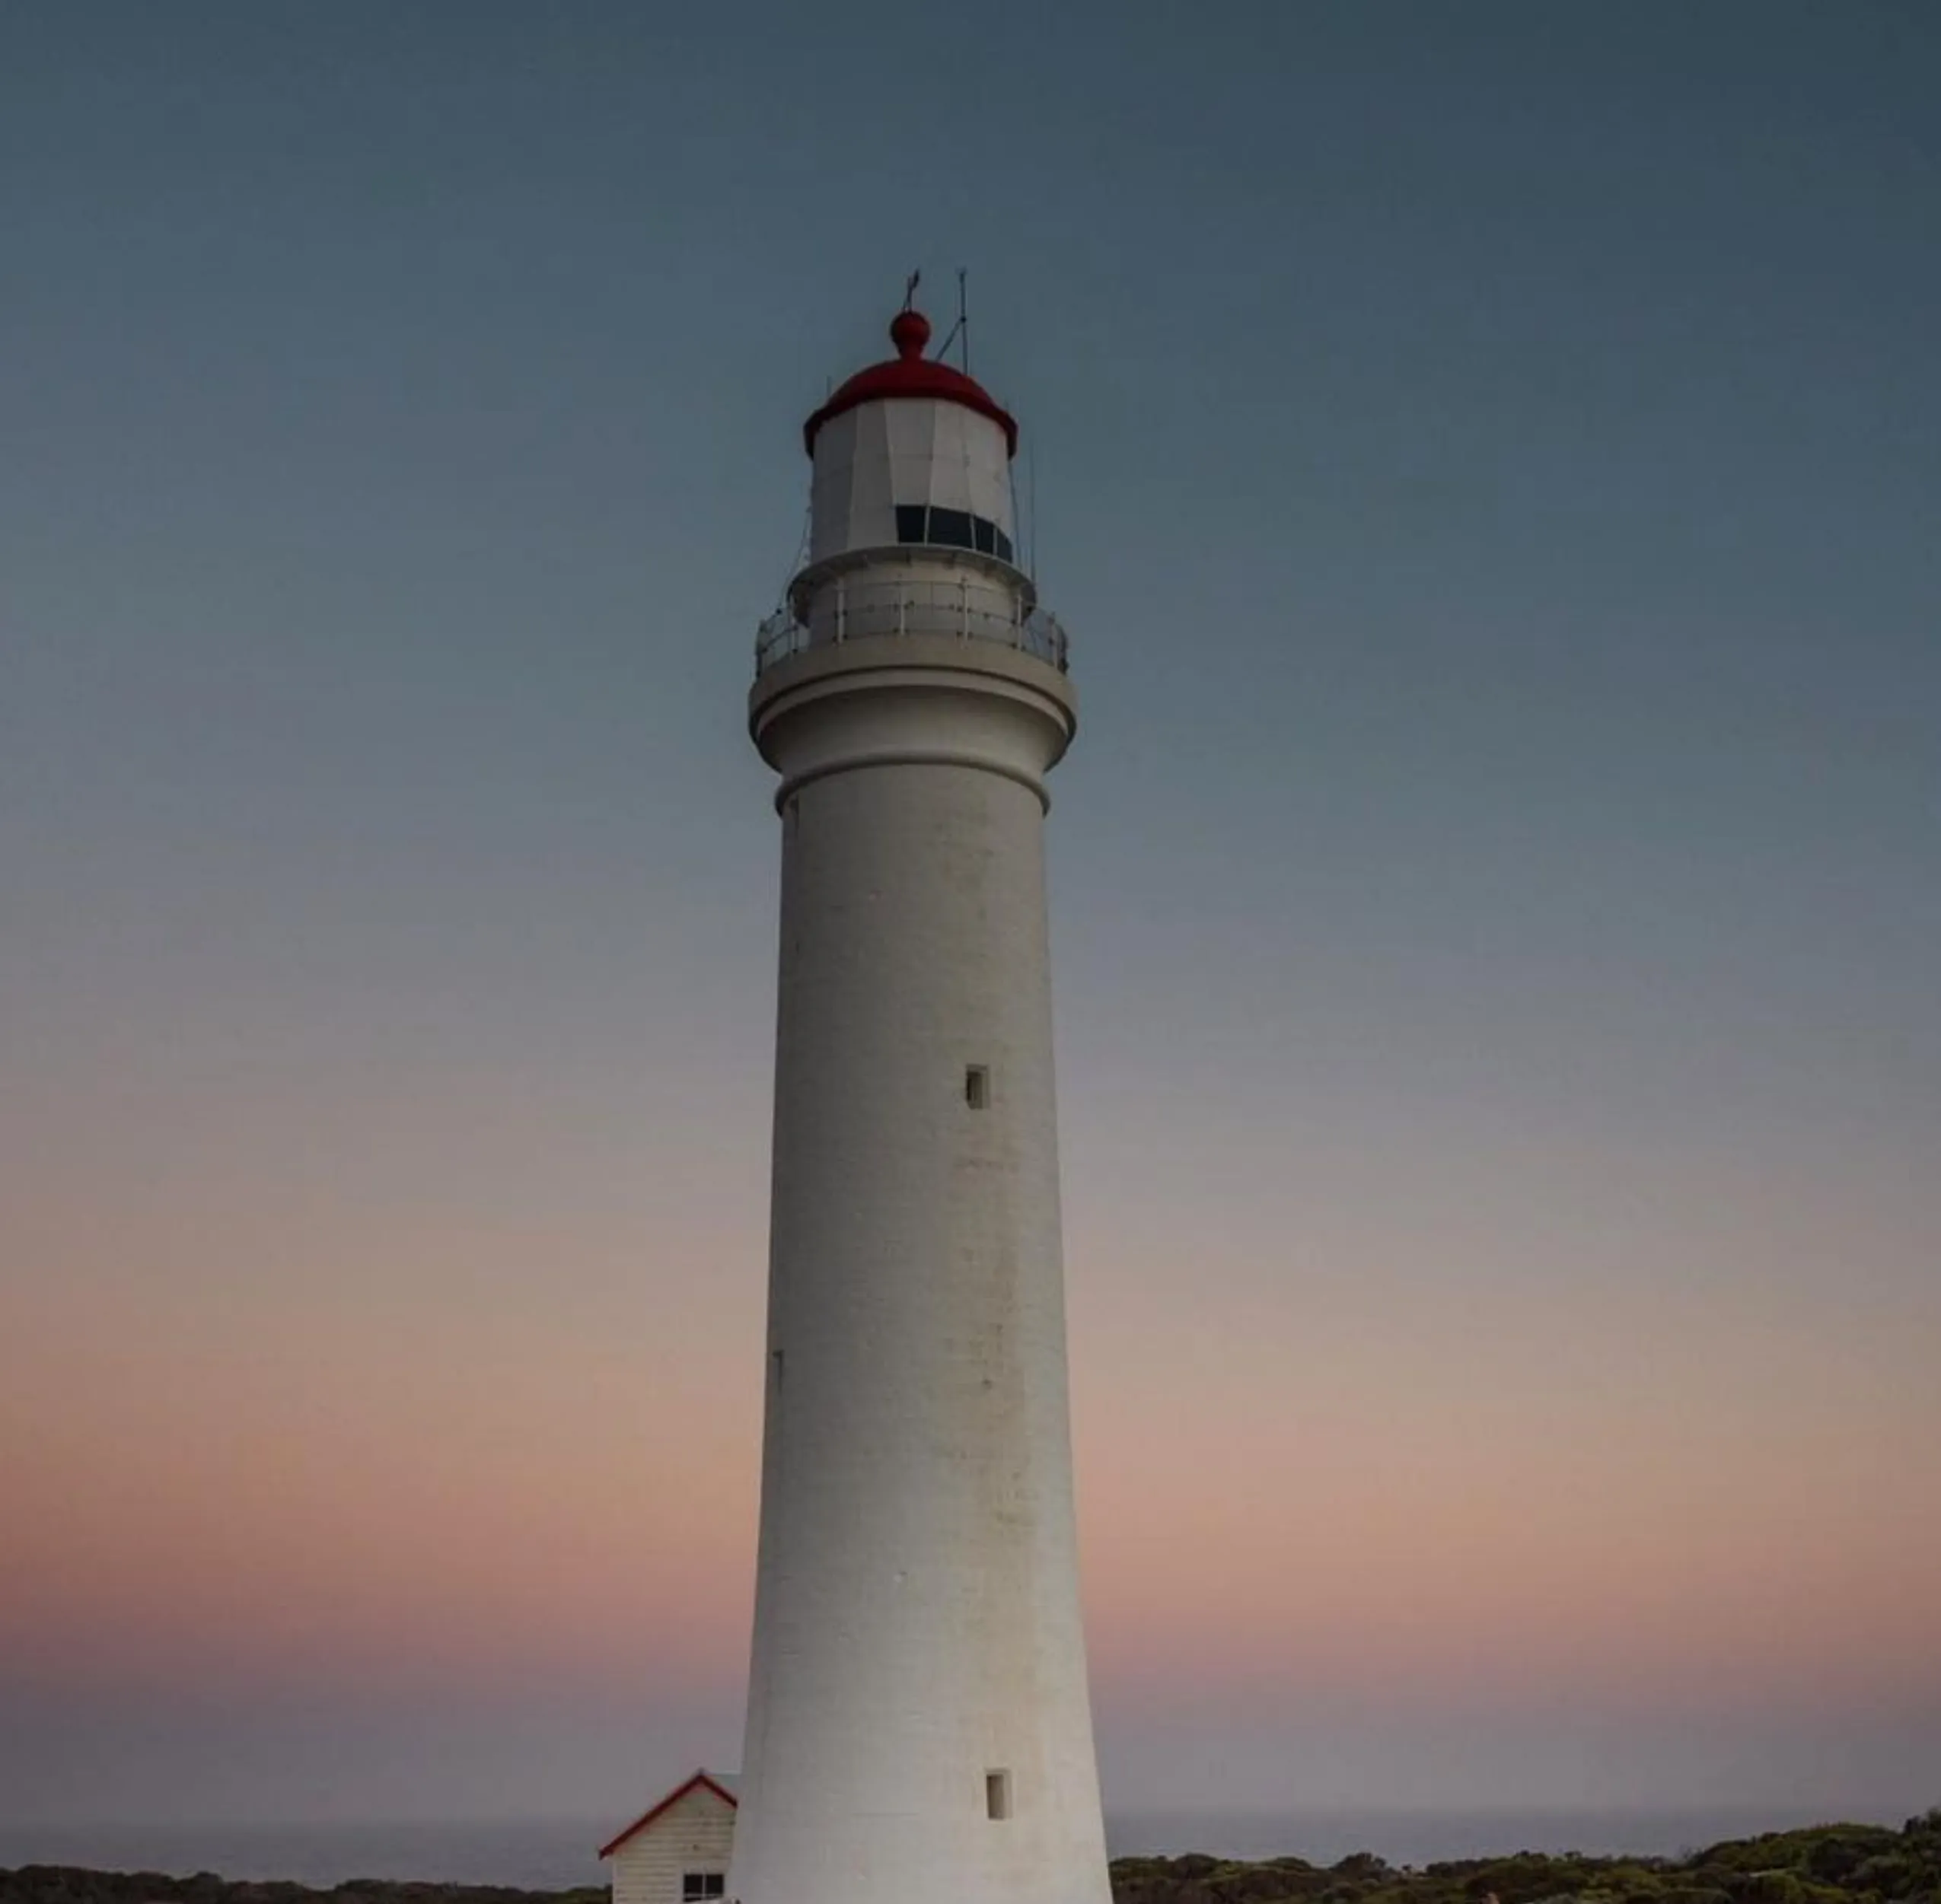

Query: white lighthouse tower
[{"left": 728, "top": 299, "right": 1110, "bottom": 1904}]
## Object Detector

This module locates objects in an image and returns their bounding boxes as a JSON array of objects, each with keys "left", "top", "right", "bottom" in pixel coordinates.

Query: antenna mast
[
  {"left": 934, "top": 269, "right": 972, "bottom": 370},
  {"left": 1027, "top": 430, "right": 1037, "bottom": 581}
]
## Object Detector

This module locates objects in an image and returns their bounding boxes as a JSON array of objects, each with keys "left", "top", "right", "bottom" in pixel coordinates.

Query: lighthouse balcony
[{"left": 756, "top": 554, "right": 1067, "bottom": 678}]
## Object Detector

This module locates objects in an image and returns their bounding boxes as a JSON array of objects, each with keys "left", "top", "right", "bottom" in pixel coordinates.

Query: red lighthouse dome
[{"left": 802, "top": 306, "right": 1019, "bottom": 457}]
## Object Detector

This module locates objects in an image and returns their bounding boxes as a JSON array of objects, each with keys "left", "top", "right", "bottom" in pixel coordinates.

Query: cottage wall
[{"left": 610, "top": 1786, "right": 738, "bottom": 1904}]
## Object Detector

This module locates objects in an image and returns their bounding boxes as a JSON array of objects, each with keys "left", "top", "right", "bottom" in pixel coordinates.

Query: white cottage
[{"left": 601, "top": 1770, "right": 739, "bottom": 1904}]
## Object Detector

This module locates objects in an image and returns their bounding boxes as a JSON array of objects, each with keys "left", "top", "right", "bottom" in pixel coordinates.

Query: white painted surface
[
  {"left": 610, "top": 1783, "right": 738, "bottom": 1904},
  {"left": 779, "top": 552, "right": 1041, "bottom": 653},
  {"left": 809, "top": 398, "right": 1014, "bottom": 563},
  {"left": 731, "top": 473, "right": 1108, "bottom": 1904}
]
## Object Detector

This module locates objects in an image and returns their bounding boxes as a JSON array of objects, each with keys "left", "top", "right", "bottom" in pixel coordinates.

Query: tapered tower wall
[{"left": 729, "top": 310, "right": 1109, "bottom": 1904}]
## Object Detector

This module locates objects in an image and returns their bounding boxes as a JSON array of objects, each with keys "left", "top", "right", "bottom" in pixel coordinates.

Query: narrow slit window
[
  {"left": 986, "top": 1769, "right": 1012, "bottom": 1820},
  {"left": 964, "top": 1065, "right": 990, "bottom": 1110}
]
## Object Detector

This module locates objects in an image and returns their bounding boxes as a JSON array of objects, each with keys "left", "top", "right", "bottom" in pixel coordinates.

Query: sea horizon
[{"left": 0, "top": 1804, "right": 1922, "bottom": 1889}]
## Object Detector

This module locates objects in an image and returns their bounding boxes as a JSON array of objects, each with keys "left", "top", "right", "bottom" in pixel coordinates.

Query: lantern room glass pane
[{"left": 928, "top": 507, "right": 974, "bottom": 549}]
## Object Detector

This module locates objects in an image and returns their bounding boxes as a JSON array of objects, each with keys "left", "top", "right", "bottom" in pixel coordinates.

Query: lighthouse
[{"left": 728, "top": 299, "right": 1111, "bottom": 1904}]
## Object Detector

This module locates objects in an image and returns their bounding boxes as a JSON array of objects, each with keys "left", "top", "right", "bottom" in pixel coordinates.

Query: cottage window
[{"left": 683, "top": 1877, "right": 727, "bottom": 1901}]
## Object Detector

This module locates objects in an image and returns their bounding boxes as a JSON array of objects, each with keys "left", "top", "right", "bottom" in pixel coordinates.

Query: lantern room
[
  {"left": 802, "top": 308, "right": 1019, "bottom": 569},
  {"left": 755, "top": 301, "right": 1066, "bottom": 677}
]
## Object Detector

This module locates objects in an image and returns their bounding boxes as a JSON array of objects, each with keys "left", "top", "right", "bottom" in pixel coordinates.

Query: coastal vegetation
[
  {"left": 1110, "top": 1812, "right": 1941, "bottom": 1904},
  {"left": 5, "top": 1813, "right": 1939, "bottom": 1904}
]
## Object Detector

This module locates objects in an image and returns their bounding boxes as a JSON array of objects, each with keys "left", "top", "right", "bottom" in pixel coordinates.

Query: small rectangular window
[
  {"left": 894, "top": 504, "right": 929, "bottom": 544},
  {"left": 965, "top": 1065, "right": 990, "bottom": 1110},
  {"left": 986, "top": 1769, "right": 1012, "bottom": 1820},
  {"left": 973, "top": 515, "right": 996, "bottom": 555},
  {"left": 928, "top": 506, "right": 974, "bottom": 549},
  {"left": 993, "top": 526, "right": 1014, "bottom": 564},
  {"left": 683, "top": 1877, "right": 726, "bottom": 1902}
]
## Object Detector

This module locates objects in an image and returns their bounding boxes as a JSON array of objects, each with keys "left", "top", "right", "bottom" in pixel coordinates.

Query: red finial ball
[{"left": 889, "top": 307, "right": 931, "bottom": 360}]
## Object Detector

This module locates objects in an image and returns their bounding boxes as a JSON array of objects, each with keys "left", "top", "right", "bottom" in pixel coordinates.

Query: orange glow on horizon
[{"left": 5, "top": 1092, "right": 1938, "bottom": 1727}]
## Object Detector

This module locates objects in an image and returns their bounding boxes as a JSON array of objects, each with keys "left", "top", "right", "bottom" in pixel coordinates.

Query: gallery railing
[{"left": 756, "top": 573, "right": 1068, "bottom": 677}]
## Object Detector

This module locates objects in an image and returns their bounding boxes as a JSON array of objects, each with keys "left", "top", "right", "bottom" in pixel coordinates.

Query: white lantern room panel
[
  {"left": 964, "top": 417, "right": 1013, "bottom": 533},
  {"left": 808, "top": 411, "right": 862, "bottom": 563},
  {"left": 885, "top": 400, "right": 946, "bottom": 517},
  {"left": 848, "top": 405, "right": 897, "bottom": 546}
]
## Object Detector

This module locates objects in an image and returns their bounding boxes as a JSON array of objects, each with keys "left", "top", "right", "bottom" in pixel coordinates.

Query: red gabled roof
[
  {"left": 598, "top": 1769, "right": 740, "bottom": 1860},
  {"left": 802, "top": 307, "right": 1018, "bottom": 459}
]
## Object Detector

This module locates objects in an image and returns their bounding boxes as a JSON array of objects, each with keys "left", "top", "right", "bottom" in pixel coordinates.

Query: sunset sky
[{"left": 3, "top": 0, "right": 1938, "bottom": 1832}]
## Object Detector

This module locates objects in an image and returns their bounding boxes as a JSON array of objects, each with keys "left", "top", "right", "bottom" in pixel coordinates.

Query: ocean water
[{"left": 0, "top": 1807, "right": 1892, "bottom": 1888}]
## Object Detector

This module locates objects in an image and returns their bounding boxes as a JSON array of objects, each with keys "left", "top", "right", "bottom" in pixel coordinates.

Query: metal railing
[{"left": 755, "top": 572, "right": 1069, "bottom": 677}]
